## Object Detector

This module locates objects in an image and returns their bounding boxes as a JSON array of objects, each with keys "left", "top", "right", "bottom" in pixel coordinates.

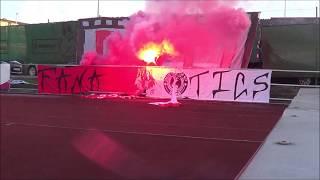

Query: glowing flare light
[{"left": 137, "top": 40, "right": 178, "bottom": 64}]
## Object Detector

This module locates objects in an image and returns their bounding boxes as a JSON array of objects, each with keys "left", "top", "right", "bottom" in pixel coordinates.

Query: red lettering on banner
[{"left": 38, "top": 65, "right": 139, "bottom": 94}]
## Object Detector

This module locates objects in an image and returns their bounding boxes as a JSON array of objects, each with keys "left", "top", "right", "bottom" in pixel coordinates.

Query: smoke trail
[{"left": 81, "top": 0, "right": 251, "bottom": 68}]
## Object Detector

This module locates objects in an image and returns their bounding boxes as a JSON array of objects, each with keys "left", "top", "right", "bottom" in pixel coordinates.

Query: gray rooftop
[{"left": 240, "top": 88, "right": 320, "bottom": 179}]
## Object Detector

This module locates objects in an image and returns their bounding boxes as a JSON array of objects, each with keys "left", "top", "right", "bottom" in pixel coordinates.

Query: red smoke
[{"left": 81, "top": 0, "right": 251, "bottom": 68}]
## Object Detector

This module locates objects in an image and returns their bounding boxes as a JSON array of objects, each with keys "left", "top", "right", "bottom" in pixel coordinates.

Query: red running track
[{"left": 0, "top": 94, "right": 286, "bottom": 180}]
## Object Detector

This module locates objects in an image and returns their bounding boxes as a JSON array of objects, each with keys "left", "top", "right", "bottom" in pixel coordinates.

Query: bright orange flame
[{"left": 137, "top": 40, "right": 178, "bottom": 64}]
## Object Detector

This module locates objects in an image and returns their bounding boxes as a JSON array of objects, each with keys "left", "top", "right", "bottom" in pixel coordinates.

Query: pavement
[
  {"left": 1, "top": 94, "right": 286, "bottom": 180},
  {"left": 240, "top": 88, "right": 320, "bottom": 180}
]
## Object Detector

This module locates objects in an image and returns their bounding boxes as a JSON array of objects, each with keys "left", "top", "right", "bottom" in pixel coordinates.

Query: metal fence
[{"left": 270, "top": 69, "right": 320, "bottom": 104}]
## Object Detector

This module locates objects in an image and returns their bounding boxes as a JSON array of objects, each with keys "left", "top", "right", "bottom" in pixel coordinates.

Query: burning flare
[{"left": 137, "top": 40, "right": 178, "bottom": 64}]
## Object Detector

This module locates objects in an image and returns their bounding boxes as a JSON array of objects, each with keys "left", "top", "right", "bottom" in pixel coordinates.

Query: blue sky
[{"left": 1, "top": 1, "right": 319, "bottom": 24}]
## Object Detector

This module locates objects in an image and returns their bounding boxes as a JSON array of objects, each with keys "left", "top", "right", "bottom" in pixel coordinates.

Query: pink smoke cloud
[{"left": 81, "top": 0, "right": 251, "bottom": 68}]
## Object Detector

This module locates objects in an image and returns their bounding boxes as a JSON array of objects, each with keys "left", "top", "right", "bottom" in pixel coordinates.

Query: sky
[{"left": 1, "top": 0, "right": 319, "bottom": 24}]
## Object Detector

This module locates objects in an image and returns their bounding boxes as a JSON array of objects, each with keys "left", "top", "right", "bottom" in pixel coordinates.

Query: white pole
[
  {"left": 97, "top": 0, "right": 100, "bottom": 17},
  {"left": 284, "top": 0, "right": 287, "bottom": 17},
  {"left": 15, "top": 13, "right": 18, "bottom": 24}
]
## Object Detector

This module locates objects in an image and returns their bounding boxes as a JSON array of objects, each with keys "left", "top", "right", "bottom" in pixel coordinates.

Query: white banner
[
  {"left": 145, "top": 67, "right": 272, "bottom": 103},
  {"left": 0, "top": 64, "right": 10, "bottom": 84},
  {"left": 0, "top": 63, "right": 10, "bottom": 90}
]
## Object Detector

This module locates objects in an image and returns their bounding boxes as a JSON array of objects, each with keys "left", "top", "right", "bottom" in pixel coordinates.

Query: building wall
[
  {"left": 261, "top": 18, "right": 319, "bottom": 71},
  {"left": 0, "top": 19, "right": 21, "bottom": 26}
]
